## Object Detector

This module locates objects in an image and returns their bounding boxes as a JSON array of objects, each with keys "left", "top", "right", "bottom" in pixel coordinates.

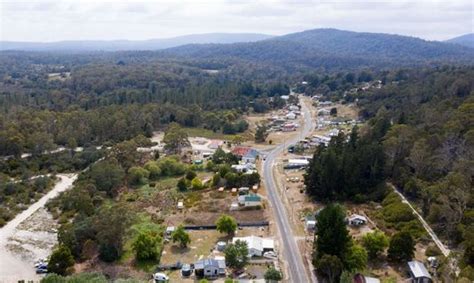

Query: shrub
[
  {"left": 425, "top": 244, "right": 442, "bottom": 256},
  {"left": 132, "top": 231, "right": 162, "bottom": 261},
  {"left": 191, "top": 177, "right": 203, "bottom": 190},
  {"left": 128, "top": 167, "right": 150, "bottom": 185}
]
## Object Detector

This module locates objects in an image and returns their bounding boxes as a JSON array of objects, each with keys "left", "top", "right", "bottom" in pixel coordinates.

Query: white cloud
[{"left": 0, "top": 0, "right": 472, "bottom": 41}]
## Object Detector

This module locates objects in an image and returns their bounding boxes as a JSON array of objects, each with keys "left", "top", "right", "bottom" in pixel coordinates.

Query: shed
[
  {"left": 177, "top": 201, "right": 184, "bottom": 210},
  {"left": 305, "top": 215, "right": 317, "bottom": 231},
  {"left": 194, "top": 258, "right": 226, "bottom": 278},
  {"left": 348, "top": 214, "right": 367, "bottom": 226},
  {"left": 407, "top": 260, "right": 432, "bottom": 283},
  {"left": 232, "top": 236, "right": 274, "bottom": 257}
]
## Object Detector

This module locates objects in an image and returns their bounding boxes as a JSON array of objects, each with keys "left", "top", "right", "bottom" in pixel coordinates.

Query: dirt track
[{"left": 0, "top": 174, "right": 77, "bottom": 283}]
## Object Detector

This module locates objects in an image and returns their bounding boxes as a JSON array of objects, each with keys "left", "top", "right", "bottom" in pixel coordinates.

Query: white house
[
  {"left": 285, "top": 159, "right": 310, "bottom": 169},
  {"left": 318, "top": 108, "right": 331, "bottom": 116},
  {"left": 328, "top": 128, "right": 340, "bottom": 137},
  {"left": 286, "top": 112, "right": 297, "bottom": 120},
  {"left": 348, "top": 214, "right": 368, "bottom": 226},
  {"left": 288, "top": 105, "right": 299, "bottom": 111},
  {"left": 305, "top": 215, "right": 317, "bottom": 231},
  {"left": 232, "top": 236, "right": 275, "bottom": 257},
  {"left": 238, "top": 194, "right": 262, "bottom": 207},
  {"left": 312, "top": 135, "right": 331, "bottom": 146},
  {"left": 231, "top": 163, "right": 256, "bottom": 174}
]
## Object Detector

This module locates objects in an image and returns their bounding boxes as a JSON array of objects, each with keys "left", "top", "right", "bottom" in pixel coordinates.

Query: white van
[{"left": 153, "top": 272, "right": 169, "bottom": 282}]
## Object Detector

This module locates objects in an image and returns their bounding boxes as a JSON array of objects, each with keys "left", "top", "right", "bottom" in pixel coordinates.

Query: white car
[{"left": 153, "top": 272, "right": 169, "bottom": 282}]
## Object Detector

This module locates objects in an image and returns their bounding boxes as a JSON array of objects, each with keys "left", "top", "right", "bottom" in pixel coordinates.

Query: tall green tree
[
  {"left": 171, "top": 225, "right": 191, "bottom": 248},
  {"left": 216, "top": 214, "right": 238, "bottom": 236},
  {"left": 132, "top": 231, "right": 162, "bottom": 260},
  {"left": 254, "top": 124, "right": 269, "bottom": 143},
  {"left": 48, "top": 245, "right": 75, "bottom": 275},
  {"left": 362, "top": 230, "right": 389, "bottom": 258},
  {"left": 316, "top": 254, "right": 343, "bottom": 283},
  {"left": 264, "top": 267, "right": 283, "bottom": 282},
  {"left": 163, "top": 122, "right": 190, "bottom": 154},
  {"left": 388, "top": 231, "right": 415, "bottom": 262},
  {"left": 313, "top": 204, "right": 351, "bottom": 262},
  {"left": 95, "top": 205, "right": 132, "bottom": 262},
  {"left": 224, "top": 240, "right": 248, "bottom": 270}
]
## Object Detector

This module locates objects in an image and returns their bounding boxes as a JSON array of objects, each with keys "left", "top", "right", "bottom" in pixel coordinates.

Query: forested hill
[
  {"left": 446, "top": 33, "right": 474, "bottom": 48},
  {"left": 164, "top": 29, "right": 474, "bottom": 70}
]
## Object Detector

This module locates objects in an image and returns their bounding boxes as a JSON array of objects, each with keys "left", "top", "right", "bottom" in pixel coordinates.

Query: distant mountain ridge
[
  {"left": 0, "top": 33, "right": 274, "bottom": 51},
  {"left": 163, "top": 28, "right": 474, "bottom": 70},
  {"left": 445, "top": 33, "right": 474, "bottom": 48}
]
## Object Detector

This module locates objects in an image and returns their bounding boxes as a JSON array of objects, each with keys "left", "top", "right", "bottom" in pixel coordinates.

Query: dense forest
[
  {"left": 304, "top": 66, "right": 473, "bottom": 278},
  {"left": 0, "top": 52, "right": 293, "bottom": 157}
]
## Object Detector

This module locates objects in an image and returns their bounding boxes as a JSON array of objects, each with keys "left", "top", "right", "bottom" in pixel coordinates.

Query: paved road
[
  {"left": 263, "top": 95, "right": 315, "bottom": 283},
  {"left": 0, "top": 174, "right": 77, "bottom": 282},
  {"left": 390, "top": 184, "right": 451, "bottom": 257}
]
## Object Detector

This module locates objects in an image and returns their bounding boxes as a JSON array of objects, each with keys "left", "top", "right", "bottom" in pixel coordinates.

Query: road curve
[{"left": 263, "top": 95, "right": 314, "bottom": 283}]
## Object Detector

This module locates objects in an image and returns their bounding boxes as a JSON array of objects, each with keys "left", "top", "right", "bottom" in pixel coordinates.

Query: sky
[{"left": 0, "top": 0, "right": 472, "bottom": 42}]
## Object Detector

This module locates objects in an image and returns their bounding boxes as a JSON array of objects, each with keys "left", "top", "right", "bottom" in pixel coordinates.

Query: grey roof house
[
  {"left": 194, "top": 258, "right": 226, "bottom": 278},
  {"left": 407, "top": 260, "right": 432, "bottom": 283}
]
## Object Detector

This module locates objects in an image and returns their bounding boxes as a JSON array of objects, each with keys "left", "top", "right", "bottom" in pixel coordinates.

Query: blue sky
[{"left": 0, "top": 0, "right": 472, "bottom": 42}]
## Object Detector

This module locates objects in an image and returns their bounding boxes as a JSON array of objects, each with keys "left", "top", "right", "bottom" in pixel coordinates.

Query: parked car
[
  {"left": 153, "top": 272, "right": 169, "bottom": 282},
  {"left": 36, "top": 266, "right": 48, "bottom": 274},
  {"left": 263, "top": 251, "right": 277, "bottom": 259},
  {"left": 181, "top": 263, "right": 192, "bottom": 277}
]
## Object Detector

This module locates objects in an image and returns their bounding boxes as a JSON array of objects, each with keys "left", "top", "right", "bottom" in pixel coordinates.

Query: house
[
  {"left": 232, "top": 147, "right": 259, "bottom": 163},
  {"left": 353, "top": 273, "right": 380, "bottom": 283},
  {"left": 328, "top": 128, "right": 340, "bottom": 137},
  {"left": 238, "top": 194, "right": 262, "bottom": 207},
  {"left": 208, "top": 139, "right": 224, "bottom": 150},
  {"left": 282, "top": 123, "right": 297, "bottom": 132},
  {"left": 284, "top": 159, "right": 309, "bottom": 169},
  {"left": 319, "top": 101, "right": 333, "bottom": 106},
  {"left": 194, "top": 258, "right": 226, "bottom": 278},
  {"left": 285, "top": 112, "right": 297, "bottom": 120},
  {"left": 407, "top": 261, "right": 432, "bottom": 283},
  {"left": 232, "top": 236, "right": 275, "bottom": 257},
  {"left": 231, "top": 163, "right": 256, "bottom": 174},
  {"left": 348, "top": 214, "right": 368, "bottom": 226},
  {"left": 318, "top": 108, "right": 331, "bottom": 116},
  {"left": 305, "top": 215, "right": 316, "bottom": 231},
  {"left": 242, "top": 149, "right": 259, "bottom": 164},
  {"left": 232, "top": 146, "right": 252, "bottom": 157},
  {"left": 288, "top": 105, "right": 299, "bottom": 111},
  {"left": 312, "top": 135, "right": 331, "bottom": 146}
]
